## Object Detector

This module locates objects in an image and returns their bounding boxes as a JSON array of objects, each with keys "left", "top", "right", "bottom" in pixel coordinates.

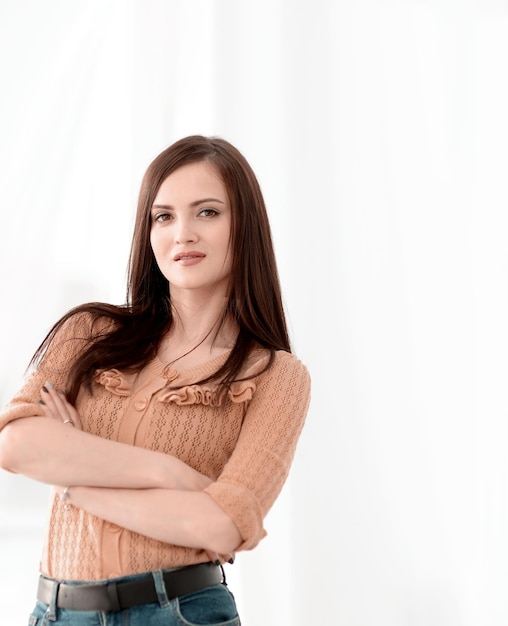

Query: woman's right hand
[{"left": 40, "top": 381, "right": 83, "bottom": 430}]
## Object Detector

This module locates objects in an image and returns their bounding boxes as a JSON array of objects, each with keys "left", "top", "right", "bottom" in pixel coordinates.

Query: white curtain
[{"left": 1, "top": 1, "right": 508, "bottom": 624}]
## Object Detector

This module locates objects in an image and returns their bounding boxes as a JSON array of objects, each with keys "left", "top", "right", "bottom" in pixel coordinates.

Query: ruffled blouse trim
[
  {"left": 95, "top": 369, "right": 133, "bottom": 397},
  {"left": 155, "top": 349, "right": 270, "bottom": 406},
  {"left": 95, "top": 349, "right": 270, "bottom": 404},
  {"left": 157, "top": 379, "right": 256, "bottom": 407}
]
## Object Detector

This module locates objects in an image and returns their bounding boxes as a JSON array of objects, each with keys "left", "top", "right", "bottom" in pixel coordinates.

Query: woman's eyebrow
[
  {"left": 151, "top": 198, "right": 225, "bottom": 211},
  {"left": 188, "top": 197, "right": 226, "bottom": 207}
]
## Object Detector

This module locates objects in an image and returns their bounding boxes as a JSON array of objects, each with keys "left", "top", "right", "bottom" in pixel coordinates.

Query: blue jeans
[{"left": 27, "top": 570, "right": 241, "bottom": 626}]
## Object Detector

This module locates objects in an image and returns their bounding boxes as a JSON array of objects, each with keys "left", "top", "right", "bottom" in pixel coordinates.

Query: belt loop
[
  {"left": 106, "top": 581, "right": 121, "bottom": 612},
  {"left": 45, "top": 580, "right": 59, "bottom": 622},
  {"left": 214, "top": 559, "right": 226, "bottom": 585},
  {"left": 152, "top": 570, "right": 170, "bottom": 608},
  {"left": 219, "top": 562, "right": 227, "bottom": 585}
]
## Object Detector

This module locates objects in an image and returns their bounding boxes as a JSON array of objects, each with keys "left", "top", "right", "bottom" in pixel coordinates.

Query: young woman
[{"left": 0, "top": 135, "right": 311, "bottom": 626}]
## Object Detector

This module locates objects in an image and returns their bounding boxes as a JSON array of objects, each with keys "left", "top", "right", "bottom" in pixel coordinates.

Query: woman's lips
[{"left": 173, "top": 251, "right": 205, "bottom": 266}]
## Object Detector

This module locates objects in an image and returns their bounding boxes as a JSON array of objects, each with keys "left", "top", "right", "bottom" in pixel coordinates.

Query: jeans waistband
[{"left": 37, "top": 563, "right": 223, "bottom": 612}]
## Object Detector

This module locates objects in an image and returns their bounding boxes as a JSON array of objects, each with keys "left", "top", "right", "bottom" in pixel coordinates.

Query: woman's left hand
[
  {"left": 205, "top": 550, "right": 235, "bottom": 565},
  {"left": 40, "top": 381, "right": 83, "bottom": 430}
]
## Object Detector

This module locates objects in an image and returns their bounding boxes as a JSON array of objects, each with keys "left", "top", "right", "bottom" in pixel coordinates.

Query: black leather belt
[{"left": 37, "top": 563, "right": 223, "bottom": 612}]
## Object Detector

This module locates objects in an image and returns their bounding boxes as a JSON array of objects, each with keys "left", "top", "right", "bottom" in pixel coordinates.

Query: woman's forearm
[
  {"left": 63, "top": 485, "right": 242, "bottom": 555},
  {"left": 0, "top": 417, "right": 211, "bottom": 491}
]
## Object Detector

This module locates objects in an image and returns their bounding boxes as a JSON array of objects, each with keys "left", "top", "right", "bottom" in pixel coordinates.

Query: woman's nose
[{"left": 174, "top": 218, "right": 197, "bottom": 243}]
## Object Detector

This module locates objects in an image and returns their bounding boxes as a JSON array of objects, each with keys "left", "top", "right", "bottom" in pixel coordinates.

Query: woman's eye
[
  {"left": 199, "top": 208, "right": 219, "bottom": 217},
  {"left": 154, "top": 213, "right": 172, "bottom": 222}
]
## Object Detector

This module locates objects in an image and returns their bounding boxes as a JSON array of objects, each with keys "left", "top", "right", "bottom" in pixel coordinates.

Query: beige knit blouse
[{"left": 0, "top": 313, "right": 311, "bottom": 580}]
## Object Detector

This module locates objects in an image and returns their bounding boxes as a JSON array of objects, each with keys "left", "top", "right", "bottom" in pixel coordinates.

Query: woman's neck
[{"left": 158, "top": 289, "right": 238, "bottom": 368}]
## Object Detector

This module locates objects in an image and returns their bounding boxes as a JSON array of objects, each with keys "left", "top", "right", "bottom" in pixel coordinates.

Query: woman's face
[{"left": 150, "top": 161, "right": 232, "bottom": 297}]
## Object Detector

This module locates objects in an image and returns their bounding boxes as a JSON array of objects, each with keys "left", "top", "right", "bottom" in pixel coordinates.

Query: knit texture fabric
[{"left": 0, "top": 313, "right": 311, "bottom": 580}]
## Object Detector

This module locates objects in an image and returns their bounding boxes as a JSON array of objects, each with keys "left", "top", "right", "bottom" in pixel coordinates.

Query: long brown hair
[{"left": 32, "top": 136, "right": 290, "bottom": 403}]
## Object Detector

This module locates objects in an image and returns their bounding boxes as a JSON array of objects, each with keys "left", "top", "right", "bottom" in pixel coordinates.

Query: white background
[{"left": 1, "top": 1, "right": 508, "bottom": 624}]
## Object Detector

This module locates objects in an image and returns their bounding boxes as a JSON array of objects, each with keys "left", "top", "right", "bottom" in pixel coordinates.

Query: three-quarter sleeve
[
  {"left": 204, "top": 351, "right": 311, "bottom": 550},
  {"left": 0, "top": 312, "right": 95, "bottom": 432}
]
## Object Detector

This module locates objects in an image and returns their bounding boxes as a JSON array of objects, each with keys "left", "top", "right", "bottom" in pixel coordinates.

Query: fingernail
[
  {"left": 39, "top": 400, "right": 46, "bottom": 406},
  {"left": 46, "top": 381, "right": 54, "bottom": 389},
  {"left": 42, "top": 386, "right": 49, "bottom": 394},
  {"left": 228, "top": 557, "right": 235, "bottom": 564},
  {"left": 214, "top": 559, "right": 221, "bottom": 566}
]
